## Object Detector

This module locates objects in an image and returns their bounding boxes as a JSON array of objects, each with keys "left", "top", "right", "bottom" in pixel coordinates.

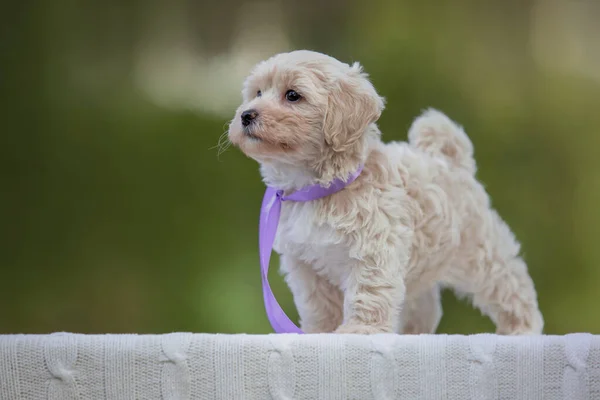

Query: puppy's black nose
[{"left": 241, "top": 109, "right": 259, "bottom": 127}]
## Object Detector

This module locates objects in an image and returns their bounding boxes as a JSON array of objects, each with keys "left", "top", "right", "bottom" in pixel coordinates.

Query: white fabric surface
[{"left": 0, "top": 332, "right": 599, "bottom": 399}]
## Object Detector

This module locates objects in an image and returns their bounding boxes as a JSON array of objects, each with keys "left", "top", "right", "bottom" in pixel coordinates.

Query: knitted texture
[{"left": 0, "top": 333, "right": 599, "bottom": 399}]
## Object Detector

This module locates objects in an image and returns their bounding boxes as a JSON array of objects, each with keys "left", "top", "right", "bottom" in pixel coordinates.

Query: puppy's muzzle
[{"left": 241, "top": 109, "right": 259, "bottom": 127}]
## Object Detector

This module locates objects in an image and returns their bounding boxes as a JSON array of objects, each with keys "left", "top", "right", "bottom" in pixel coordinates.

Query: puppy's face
[{"left": 228, "top": 51, "right": 384, "bottom": 168}]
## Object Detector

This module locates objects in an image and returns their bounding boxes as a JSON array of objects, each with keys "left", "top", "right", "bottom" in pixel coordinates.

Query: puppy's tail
[{"left": 408, "top": 108, "right": 476, "bottom": 173}]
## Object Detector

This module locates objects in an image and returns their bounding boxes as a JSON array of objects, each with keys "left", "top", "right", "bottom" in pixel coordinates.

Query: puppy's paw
[
  {"left": 496, "top": 309, "right": 544, "bottom": 335},
  {"left": 335, "top": 324, "right": 389, "bottom": 335},
  {"left": 496, "top": 324, "right": 542, "bottom": 336}
]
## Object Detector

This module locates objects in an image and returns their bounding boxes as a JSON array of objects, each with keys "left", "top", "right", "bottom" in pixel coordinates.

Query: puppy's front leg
[
  {"left": 335, "top": 256, "right": 406, "bottom": 334},
  {"left": 282, "top": 255, "right": 344, "bottom": 333}
]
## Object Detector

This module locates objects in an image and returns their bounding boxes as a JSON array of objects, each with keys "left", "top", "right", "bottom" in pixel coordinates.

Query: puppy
[{"left": 228, "top": 50, "right": 544, "bottom": 335}]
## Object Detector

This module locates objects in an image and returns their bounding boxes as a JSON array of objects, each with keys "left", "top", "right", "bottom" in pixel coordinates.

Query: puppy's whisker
[
  {"left": 217, "top": 134, "right": 232, "bottom": 158},
  {"left": 209, "top": 129, "right": 232, "bottom": 161},
  {"left": 208, "top": 131, "right": 227, "bottom": 151}
]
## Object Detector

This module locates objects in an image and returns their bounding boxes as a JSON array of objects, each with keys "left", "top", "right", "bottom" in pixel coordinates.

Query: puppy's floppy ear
[{"left": 323, "top": 62, "right": 385, "bottom": 152}]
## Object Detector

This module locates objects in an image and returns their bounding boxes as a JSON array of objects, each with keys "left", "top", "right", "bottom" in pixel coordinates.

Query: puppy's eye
[
  {"left": 256, "top": 90, "right": 262, "bottom": 97},
  {"left": 285, "top": 90, "right": 301, "bottom": 102}
]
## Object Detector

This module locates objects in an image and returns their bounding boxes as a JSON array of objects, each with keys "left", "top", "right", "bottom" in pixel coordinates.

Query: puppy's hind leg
[
  {"left": 484, "top": 254, "right": 544, "bottom": 335},
  {"left": 400, "top": 285, "right": 443, "bottom": 334},
  {"left": 445, "top": 215, "right": 544, "bottom": 335},
  {"left": 446, "top": 257, "right": 543, "bottom": 335}
]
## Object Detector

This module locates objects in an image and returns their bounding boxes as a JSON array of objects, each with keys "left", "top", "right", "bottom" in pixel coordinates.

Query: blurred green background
[{"left": 2, "top": 0, "right": 599, "bottom": 335}]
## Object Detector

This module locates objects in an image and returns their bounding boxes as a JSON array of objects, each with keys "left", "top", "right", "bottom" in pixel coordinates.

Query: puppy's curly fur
[{"left": 228, "top": 50, "right": 544, "bottom": 335}]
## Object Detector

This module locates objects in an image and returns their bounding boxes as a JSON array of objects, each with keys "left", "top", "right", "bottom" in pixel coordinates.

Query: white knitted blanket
[{"left": 0, "top": 333, "right": 598, "bottom": 399}]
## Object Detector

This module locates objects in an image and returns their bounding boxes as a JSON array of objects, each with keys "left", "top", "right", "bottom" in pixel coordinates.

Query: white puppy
[{"left": 228, "top": 50, "right": 544, "bottom": 335}]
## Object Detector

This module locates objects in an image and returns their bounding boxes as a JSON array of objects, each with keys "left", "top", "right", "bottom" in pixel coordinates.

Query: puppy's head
[{"left": 228, "top": 50, "right": 384, "bottom": 180}]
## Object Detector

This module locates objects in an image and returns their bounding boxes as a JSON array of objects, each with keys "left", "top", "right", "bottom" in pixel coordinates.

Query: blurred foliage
[{"left": 1, "top": 0, "right": 599, "bottom": 335}]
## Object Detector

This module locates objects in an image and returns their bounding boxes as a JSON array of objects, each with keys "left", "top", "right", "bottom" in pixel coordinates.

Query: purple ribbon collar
[{"left": 259, "top": 165, "right": 364, "bottom": 333}]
